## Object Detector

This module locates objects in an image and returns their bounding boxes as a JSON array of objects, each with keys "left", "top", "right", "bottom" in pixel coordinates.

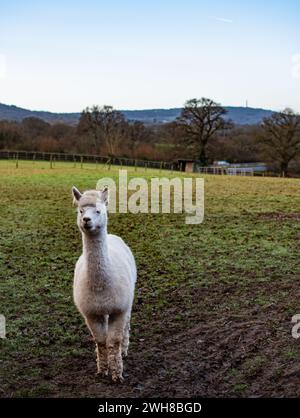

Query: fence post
[
  {"left": 16, "top": 152, "right": 19, "bottom": 169},
  {"left": 81, "top": 156, "right": 83, "bottom": 169},
  {"left": 73, "top": 155, "right": 76, "bottom": 168},
  {"left": 135, "top": 159, "right": 138, "bottom": 172}
]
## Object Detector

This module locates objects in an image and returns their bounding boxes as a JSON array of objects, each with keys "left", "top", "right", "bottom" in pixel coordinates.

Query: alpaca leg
[
  {"left": 107, "top": 313, "right": 126, "bottom": 383},
  {"left": 122, "top": 313, "right": 131, "bottom": 357},
  {"left": 85, "top": 315, "right": 108, "bottom": 376}
]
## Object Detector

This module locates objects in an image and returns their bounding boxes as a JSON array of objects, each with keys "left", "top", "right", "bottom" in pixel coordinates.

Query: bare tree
[
  {"left": 77, "top": 105, "right": 128, "bottom": 155},
  {"left": 177, "top": 98, "right": 232, "bottom": 165},
  {"left": 77, "top": 106, "right": 104, "bottom": 150},
  {"left": 261, "top": 108, "right": 300, "bottom": 177},
  {"left": 128, "top": 121, "right": 152, "bottom": 151}
]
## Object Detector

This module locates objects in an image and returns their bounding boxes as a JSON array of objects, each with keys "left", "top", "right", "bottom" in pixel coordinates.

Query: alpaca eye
[
  {"left": 80, "top": 209, "right": 83, "bottom": 214},
  {"left": 96, "top": 210, "right": 101, "bottom": 214}
]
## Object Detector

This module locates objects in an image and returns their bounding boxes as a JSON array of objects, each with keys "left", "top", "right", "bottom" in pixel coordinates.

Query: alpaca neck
[{"left": 82, "top": 226, "right": 109, "bottom": 285}]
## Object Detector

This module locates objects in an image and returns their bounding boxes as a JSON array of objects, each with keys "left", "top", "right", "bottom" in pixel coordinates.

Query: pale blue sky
[{"left": 0, "top": 0, "right": 299, "bottom": 112}]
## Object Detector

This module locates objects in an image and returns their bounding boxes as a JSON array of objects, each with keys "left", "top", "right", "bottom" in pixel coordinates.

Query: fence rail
[
  {"left": 0, "top": 150, "right": 175, "bottom": 171},
  {"left": 0, "top": 150, "right": 271, "bottom": 177},
  {"left": 196, "top": 165, "right": 254, "bottom": 176}
]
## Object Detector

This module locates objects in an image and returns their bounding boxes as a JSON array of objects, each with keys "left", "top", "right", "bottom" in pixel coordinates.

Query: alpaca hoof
[
  {"left": 111, "top": 373, "right": 124, "bottom": 383},
  {"left": 96, "top": 369, "right": 108, "bottom": 377}
]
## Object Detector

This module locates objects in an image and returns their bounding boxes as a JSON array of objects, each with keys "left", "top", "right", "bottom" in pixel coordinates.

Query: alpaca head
[{"left": 72, "top": 186, "right": 109, "bottom": 235}]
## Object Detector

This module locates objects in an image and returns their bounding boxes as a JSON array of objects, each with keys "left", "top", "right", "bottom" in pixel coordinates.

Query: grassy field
[{"left": 1, "top": 160, "right": 300, "bottom": 397}]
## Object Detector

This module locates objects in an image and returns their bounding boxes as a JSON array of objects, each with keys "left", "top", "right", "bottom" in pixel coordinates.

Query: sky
[{"left": 0, "top": 0, "right": 300, "bottom": 112}]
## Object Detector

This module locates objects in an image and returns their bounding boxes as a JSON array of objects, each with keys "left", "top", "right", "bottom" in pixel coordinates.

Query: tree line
[{"left": 1, "top": 98, "right": 300, "bottom": 176}]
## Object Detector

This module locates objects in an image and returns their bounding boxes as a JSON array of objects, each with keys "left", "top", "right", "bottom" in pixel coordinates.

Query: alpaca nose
[{"left": 83, "top": 216, "right": 91, "bottom": 223}]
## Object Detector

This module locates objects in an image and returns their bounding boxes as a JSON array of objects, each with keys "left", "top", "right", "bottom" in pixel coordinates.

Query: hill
[{"left": 0, "top": 103, "right": 274, "bottom": 125}]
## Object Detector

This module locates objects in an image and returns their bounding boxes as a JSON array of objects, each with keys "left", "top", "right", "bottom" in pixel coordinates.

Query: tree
[
  {"left": 22, "top": 117, "right": 50, "bottom": 137},
  {"left": 210, "top": 125, "right": 262, "bottom": 163},
  {"left": 157, "top": 121, "right": 192, "bottom": 160},
  {"left": 127, "top": 121, "right": 151, "bottom": 151},
  {"left": 0, "top": 120, "right": 23, "bottom": 149},
  {"left": 261, "top": 108, "right": 300, "bottom": 177},
  {"left": 77, "top": 105, "right": 128, "bottom": 155},
  {"left": 48, "top": 123, "right": 74, "bottom": 140},
  {"left": 177, "top": 98, "right": 232, "bottom": 165}
]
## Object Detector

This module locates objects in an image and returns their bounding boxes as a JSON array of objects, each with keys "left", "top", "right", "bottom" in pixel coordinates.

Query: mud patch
[{"left": 258, "top": 212, "right": 300, "bottom": 221}]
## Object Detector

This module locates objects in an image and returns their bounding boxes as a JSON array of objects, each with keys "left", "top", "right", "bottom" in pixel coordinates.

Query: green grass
[{"left": 1, "top": 160, "right": 300, "bottom": 397}]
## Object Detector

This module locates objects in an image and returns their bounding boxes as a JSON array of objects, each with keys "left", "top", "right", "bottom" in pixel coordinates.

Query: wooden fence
[{"left": 0, "top": 150, "right": 175, "bottom": 171}]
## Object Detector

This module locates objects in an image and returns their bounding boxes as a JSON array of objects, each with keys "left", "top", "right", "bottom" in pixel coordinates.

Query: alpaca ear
[
  {"left": 72, "top": 186, "right": 82, "bottom": 205},
  {"left": 101, "top": 186, "right": 109, "bottom": 206}
]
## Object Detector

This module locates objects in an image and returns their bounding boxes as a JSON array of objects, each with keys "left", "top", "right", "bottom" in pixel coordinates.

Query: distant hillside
[
  {"left": 0, "top": 103, "right": 274, "bottom": 125},
  {"left": 0, "top": 103, "right": 80, "bottom": 125},
  {"left": 123, "top": 107, "right": 274, "bottom": 125}
]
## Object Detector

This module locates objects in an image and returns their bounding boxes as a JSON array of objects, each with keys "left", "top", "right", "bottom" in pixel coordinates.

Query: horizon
[
  {"left": 0, "top": 101, "right": 276, "bottom": 114},
  {"left": 1, "top": 1, "right": 300, "bottom": 112}
]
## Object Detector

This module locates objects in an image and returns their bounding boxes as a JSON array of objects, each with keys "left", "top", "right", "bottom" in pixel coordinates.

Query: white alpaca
[{"left": 72, "top": 186, "right": 136, "bottom": 382}]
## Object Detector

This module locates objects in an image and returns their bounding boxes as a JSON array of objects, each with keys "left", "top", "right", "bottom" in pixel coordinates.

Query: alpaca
[{"left": 72, "top": 186, "right": 136, "bottom": 382}]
